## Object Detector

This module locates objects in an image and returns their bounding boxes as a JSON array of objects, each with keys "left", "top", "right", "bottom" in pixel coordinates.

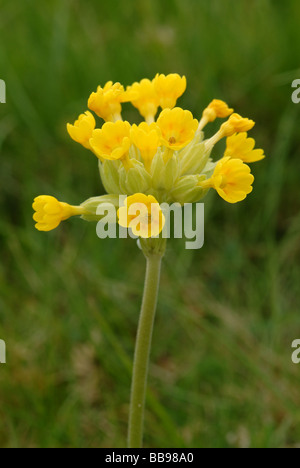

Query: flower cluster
[{"left": 33, "top": 73, "right": 265, "bottom": 237}]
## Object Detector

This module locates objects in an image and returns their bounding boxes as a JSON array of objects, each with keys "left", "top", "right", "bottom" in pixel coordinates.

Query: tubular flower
[
  {"left": 153, "top": 73, "right": 187, "bottom": 109},
  {"left": 157, "top": 107, "right": 198, "bottom": 151},
  {"left": 33, "top": 196, "right": 84, "bottom": 231},
  {"left": 125, "top": 79, "right": 159, "bottom": 122},
  {"left": 131, "top": 122, "right": 161, "bottom": 170},
  {"left": 225, "top": 132, "right": 265, "bottom": 163},
  {"left": 88, "top": 81, "right": 127, "bottom": 122},
  {"left": 89, "top": 121, "right": 131, "bottom": 166},
  {"left": 199, "top": 157, "right": 254, "bottom": 203},
  {"left": 220, "top": 113, "right": 255, "bottom": 137},
  {"left": 118, "top": 193, "right": 165, "bottom": 238},
  {"left": 200, "top": 99, "right": 233, "bottom": 126},
  {"left": 67, "top": 111, "right": 96, "bottom": 149}
]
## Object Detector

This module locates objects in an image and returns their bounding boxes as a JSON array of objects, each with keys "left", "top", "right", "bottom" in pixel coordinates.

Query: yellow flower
[
  {"left": 199, "top": 157, "right": 254, "bottom": 203},
  {"left": 89, "top": 121, "right": 131, "bottom": 165},
  {"left": 153, "top": 73, "right": 187, "bottom": 109},
  {"left": 202, "top": 99, "right": 233, "bottom": 122},
  {"left": 67, "top": 111, "right": 96, "bottom": 149},
  {"left": 88, "top": 81, "right": 127, "bottom": 121},
  {"left": 33, "top": 196, "right": 84, "bottom": 231},
  {"left": 125, "top": 79, "right": 159, "bottom": 122},
  {"left": 131, "top": 122, "right": 161, "bottom": 170},
  {"left": 157, "top": 107, "right": 198, "bottom": 150},
  {"left": 220, "top": 113, "right": 255, "bottom": 137},
  {"left": 117, "top": 193, "right": 165, "bottom": 238},
  {"left": 225, "top": 132, "right": 265, "bottom": 163}
]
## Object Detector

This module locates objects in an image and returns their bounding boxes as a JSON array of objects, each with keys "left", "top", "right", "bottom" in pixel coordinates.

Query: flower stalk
[{"left": 128, "top": 239, "right": 165, "bottom": 448}]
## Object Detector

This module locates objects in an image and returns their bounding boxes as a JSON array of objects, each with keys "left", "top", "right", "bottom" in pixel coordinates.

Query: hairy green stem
[{"left": 127, "top": 253, "right": 162, "bottom": 448}]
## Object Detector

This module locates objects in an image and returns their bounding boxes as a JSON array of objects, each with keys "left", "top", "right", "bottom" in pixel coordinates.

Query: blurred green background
[{"left": 0, "top": 0, "right": 300, "bottom": 448}]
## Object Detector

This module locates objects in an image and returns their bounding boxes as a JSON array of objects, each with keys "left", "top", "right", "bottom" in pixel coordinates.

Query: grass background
[{"left": 0, "top": 0, "right": 300, "bottom": 448}]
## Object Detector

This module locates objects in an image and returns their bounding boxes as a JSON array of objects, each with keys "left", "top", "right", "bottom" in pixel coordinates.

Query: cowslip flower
[
  {"left": 131, "top": 122, "right": 161, "bottom": 171},
  {"left": 205, "top": 112, "right": 256, "bottom": 148},
  {"left": 117, "top": 193, "right": 165, "bottom": 238},
  {"left": 36, "top": 73, "right": 263, "bottom": 231},
  {"left": 199, "top": 157, "right": 254, "bottom": 203},
  {"left": 34, "top": 75, "right": 263, "bottom": 234},
  {"left": 220, "top": 112, "right": 255, "bottom": 137},
  {"left": 153, "top": 73, "right": 186, "bottom": 109},
  {"left": 89, "top": 121, "right": 132, "bottom": 168},
  {"left": 157, "top": 107, "right": 198, "bottom": 152},
  {"left": 88, "top": 81, "right": 128, "bottom": 122},
  {"left": 225, "top": 132, "right": 265, "bottom": 163},
  {"left": 125, "top": 79, "right": 159, "bottom": 123},
  {"left": 198, "top": 99, "right": 233, "bottom": 131},
  {"left": 33, "top": 196, "right": 85, "bottom": 231},
  {"left": 67, "top": 111, "right": 96, "bottom": 149},
  {"left": 33, "top": 73, "right": 264, "bottom": 449}
]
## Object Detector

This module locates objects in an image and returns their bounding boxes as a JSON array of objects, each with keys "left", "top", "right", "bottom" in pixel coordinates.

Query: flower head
[
  {"left": 157, "top": 107, "right": 198, "bottom": 150},
  {"left": 131, "top": 122, "right": 161, "bottom": 170},
  {"left": 199, "top": 157, "right": 254, "bottom": 203},
  {"left": 225, "top": 132, "right": 265, "bottom": 163},
  {"left": 89, "top": 121, "right": 131, "bottom": 163},
  {"left": 88, "top": 81, "right": 127, "bottom": 122},
  {"left": 67, "top": 111, "right": 96, "bottom": 149},
  {"left": 220, "top": 113, "right": 255, "bottom": 137},
  {"left": 153, "top": 73, "right": 187, "bottom": 109},
  {"left": 34, "top": 73, "right": 264, "bottom": 234},
  {"left": 202, "top": 99, "right": 233, "bottom": 122},
  {"left": 33, "top": 196, "right": 83, "bottom": 231},
  {"left": 118, "top": 193, "right": 165, "bottom": 238},
  {"left": 125, "top": 79, "right": 159, "bottom": 121}
]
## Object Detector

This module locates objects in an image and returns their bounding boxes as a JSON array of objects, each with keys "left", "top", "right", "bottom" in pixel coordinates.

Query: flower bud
[
  {"left": 170, "top": 175, "right": 207, "bottom": 204},
  {"left": 179, "top": 141, "right": 211, "bottom": 176},
  {"left": 99, "top": 160, "right": 122, "bottom": 194},
  {"left": 80, "top": 195, "right": 120, "bottom": 221},
  {"left": 120, "top": 162, "right": 152, "bottom": 194},
  {"left": 150, "top": 151, "right": 180, "bottom": 192}
]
